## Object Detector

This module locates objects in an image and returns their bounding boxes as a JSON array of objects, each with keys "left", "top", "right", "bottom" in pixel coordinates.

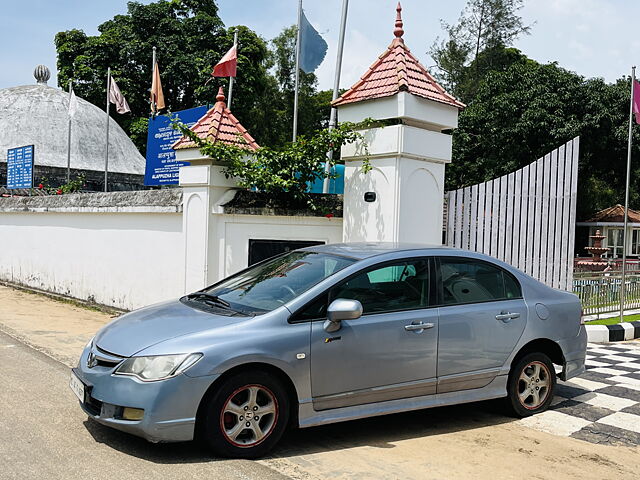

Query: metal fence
[
  {"left": 446, "top": 137, "right": 579, "bottom": 291},
  {"left": 573, "top": 272, "right": 640, "bottom": 317}
]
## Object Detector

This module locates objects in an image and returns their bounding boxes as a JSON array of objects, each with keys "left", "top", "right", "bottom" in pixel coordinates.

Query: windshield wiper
[{"left": 186, "top": 292, "right": 231, "bottom": 308}]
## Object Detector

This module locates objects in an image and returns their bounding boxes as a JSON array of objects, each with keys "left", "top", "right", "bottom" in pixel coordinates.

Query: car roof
[{"left": 302, "top": 242, "right": 453, "bottom": 260}]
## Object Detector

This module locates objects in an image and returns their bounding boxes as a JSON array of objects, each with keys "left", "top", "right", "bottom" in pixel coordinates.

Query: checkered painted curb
[
  {"left": 520, "top": 342, "right": 640, "bottom": 446},
  {"left": 585, "top": 322, "right": 640, "bottom": 343}
]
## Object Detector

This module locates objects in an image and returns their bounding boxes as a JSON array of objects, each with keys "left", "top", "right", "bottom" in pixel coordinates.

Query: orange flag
[{"left": 150, "top": 62, "right": 165, "bottom": 114}]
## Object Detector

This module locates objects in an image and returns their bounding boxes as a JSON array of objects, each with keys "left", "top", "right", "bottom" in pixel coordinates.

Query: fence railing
[
  {"left": 573, "top": 272, "right": 640, "bottom": 317},
  {"left": 446, "top": 137, "right": 579, "bottom": 292}
]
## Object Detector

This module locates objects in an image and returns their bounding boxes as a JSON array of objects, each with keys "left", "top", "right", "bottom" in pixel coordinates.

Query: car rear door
[
  {"left": 305, "top": 258, "right": 439, "bottom": 410},
  {"left": 435, "top": 256, "right": 527, "bottom": 393}
]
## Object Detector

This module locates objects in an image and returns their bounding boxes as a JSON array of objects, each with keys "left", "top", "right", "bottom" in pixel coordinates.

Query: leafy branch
[{"left": 172, "top": 118, "right": 372, "bottom": 210}]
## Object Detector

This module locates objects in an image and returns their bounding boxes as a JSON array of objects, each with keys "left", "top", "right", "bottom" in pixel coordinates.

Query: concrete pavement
[
  {"left": 0, "top": 330, "right": 288, "bottom": 480},
  {"left": 2, "top": 284, "right": 640, "bottom": 479}
]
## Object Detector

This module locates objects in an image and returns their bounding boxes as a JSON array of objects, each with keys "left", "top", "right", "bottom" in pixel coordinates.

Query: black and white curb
[{"left": 585, "top": 322, "right": 640, "bottom": 343}]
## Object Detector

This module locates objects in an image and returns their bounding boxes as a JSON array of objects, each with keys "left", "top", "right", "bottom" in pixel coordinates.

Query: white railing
[{"left": 446, "top": 137, "right": 579, "bottom": 291}]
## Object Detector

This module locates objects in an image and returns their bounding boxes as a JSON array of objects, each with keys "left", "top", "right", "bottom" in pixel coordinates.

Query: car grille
[{"left": 89, "top": 345, "right": 125, "bottom": 369}]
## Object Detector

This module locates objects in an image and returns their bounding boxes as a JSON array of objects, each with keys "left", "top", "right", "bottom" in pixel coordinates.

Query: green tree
[
  {"left": 448, "top": 59, "right": 639, "bottom": 220},
  {"left": 430, "top": 0, "right": 532, "bottom": 102},
  {"left": 55, "top": 0, "right": 274, "bottom": 154}
]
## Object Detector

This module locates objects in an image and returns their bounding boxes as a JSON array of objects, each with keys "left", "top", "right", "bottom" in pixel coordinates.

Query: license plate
[{"left": 69, "top": 371, "right": 86, "bottom": 403}]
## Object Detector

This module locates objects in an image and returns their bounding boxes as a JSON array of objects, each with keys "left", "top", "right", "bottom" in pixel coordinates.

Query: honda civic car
[{"left": 70, "top": 243, "right": 587, "bottom": 458}]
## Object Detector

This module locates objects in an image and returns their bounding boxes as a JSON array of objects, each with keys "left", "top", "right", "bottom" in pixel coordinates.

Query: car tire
[
  {"left": 505, "top": 352, "right": 556, "bottom": 418},
  {"left": 200, "top": 370, "right": 290, "bottom": 459}
]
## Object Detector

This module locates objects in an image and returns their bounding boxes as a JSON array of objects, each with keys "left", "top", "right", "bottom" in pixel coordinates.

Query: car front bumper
[{"left": 72, "top": 345, "right": 218, "bottom": 443}]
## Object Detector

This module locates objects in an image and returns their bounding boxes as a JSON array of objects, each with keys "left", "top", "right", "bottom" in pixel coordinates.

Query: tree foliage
[
  {"left": 430, "top": 0, "right": 532, "bottom": 102},
  {"left": 173, "top": 120, "right": 369, "bottom": 209},
  {"left": 449, "top": 59, "right": 638, "bottom": 219},
  {"left": 54, "top": 0, "right": 332, "bottom": 154}
]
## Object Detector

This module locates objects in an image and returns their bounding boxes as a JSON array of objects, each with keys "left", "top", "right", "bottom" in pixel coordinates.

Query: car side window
[
  {"left": 439, "top": 258, "right": 522, "bottom": 306},
  {"left": 331, "top": 259, "right": 429, "bottom": 315},
  {"left": 293, "top": 293, "right": 328, "bottom": 322}
]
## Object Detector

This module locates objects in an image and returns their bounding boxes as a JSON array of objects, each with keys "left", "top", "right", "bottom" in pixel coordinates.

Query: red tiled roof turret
[
  {"left": 172, "top": 86, "right": 260, "bottom": 151},
  {"left": 332, "top": 2, "right": 464, "bottom": 109}
]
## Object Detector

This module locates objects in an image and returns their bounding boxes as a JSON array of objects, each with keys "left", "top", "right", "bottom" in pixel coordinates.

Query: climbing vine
[{"left": 173, "top": 119, "right": 371, "bottom": 210}]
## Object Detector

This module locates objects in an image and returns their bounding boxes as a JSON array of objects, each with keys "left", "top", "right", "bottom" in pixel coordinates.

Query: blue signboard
[
  {"left": 6, "top": 145, "right": 34, "bottom": 189},
  {"left": 144, "top": 105, "right": 208, "bottom": 186}
]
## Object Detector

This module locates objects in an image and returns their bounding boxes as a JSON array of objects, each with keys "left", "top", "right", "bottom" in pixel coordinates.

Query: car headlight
[{"left": 114, "top": 353, "right": 202, "bottom": 381}]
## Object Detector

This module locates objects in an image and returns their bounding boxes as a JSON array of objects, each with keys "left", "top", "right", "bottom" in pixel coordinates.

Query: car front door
[
  {"left": 435, "top": 256, "right": 527, "bottom": 393},
  {"left": 304, "top": 258, "right": 439, "bottom": 411}
]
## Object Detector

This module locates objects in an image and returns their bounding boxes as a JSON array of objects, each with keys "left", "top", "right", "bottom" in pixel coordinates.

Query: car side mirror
[{"left": 324, "top": 298, "right": 363, "bottom": 333}]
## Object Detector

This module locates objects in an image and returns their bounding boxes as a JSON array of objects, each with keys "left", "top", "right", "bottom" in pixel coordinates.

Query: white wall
[
  {"left": 0, "top": 205, "right": 344, "bottom": 310},
  {"left": 0, "top": 211, "right": 185, "bottom": 311},
  {"left": 215, "top": 214, "right": 344, "bottom": 279}
]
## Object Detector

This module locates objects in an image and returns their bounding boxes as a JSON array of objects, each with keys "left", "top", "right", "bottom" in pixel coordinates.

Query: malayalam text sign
[
  {"left": 7, "top": 145, "right": 34, "bottom": 189},
  {"left": 144, "top": 106, "right": 208, "bottom": 186}
]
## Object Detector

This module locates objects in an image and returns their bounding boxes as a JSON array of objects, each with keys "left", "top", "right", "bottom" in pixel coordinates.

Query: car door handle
[
  {"left": 495, "top": 312, "right": 520, "bottom": 322},
  {"left": 404, "top": 322, "right": 435, "bottom": 331}
]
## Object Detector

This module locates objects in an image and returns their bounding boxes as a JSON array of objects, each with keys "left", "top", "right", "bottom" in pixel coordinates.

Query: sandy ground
[
  {"left": 0, "top": 285, "right": 114, "bottom": 366},
  {"left": 1, "top": 283, "right": 639, "bottom": 479}
]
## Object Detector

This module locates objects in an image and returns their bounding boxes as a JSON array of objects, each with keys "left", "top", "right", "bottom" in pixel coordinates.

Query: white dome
[{"left": 0, "top": 84, "right": 144, "bottom": 175}]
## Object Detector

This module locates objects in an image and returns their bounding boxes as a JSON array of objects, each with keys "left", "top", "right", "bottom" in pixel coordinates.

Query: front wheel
[
  {"left": 505, "top": 352, "right": 556, "bottom": 417},
  {"left": 200, "top": 371, "right": 290, "bottom": 458}
]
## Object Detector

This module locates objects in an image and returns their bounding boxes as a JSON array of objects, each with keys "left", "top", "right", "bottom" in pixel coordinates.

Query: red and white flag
[
  {"left": 212, "top": 45, "right": 237, "bottom": 78},
  {"left": 109, "top": 78, "right": 131, "bottom": 114}
]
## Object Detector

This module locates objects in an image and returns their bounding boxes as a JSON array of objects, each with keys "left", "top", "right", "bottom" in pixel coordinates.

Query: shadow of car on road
[{"left": 83, "top": 398, "right": 517, "bottom": 463}]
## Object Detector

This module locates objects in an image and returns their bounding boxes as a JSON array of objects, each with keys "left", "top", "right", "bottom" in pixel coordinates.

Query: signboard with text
[
  {"left": 6, "top": 145, "right": 34, "bottom": 189},
  {"left": 144, "top": 106, "right": 208, "bottom": 186}
]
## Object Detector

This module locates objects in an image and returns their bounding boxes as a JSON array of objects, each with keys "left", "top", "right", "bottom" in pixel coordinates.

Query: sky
[{"left": 1, "top": 0, "right": 639, "bottom": 93}]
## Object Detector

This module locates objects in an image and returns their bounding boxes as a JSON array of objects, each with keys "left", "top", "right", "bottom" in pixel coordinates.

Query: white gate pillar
[
  {"left": 179, "top": 160, "right": 236, "bottom": 293},
  {"left": 174, "top": 86, "right": 259, "bottom": 293},
  {"left": 334, "top": 3, "right": 463, "bottom": 244}
]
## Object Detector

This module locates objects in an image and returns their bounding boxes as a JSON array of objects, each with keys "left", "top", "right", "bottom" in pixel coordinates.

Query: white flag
[
  {"left": 109, "top": 78, "right": 131, "bottom": 114},
  {"left": 68, "top": 89, "right": 78, "bottom": 118}
]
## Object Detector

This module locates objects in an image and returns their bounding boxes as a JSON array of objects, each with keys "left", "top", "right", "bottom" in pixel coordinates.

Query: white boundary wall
[
  {"left": 0, "top": 191, "right": 343, "bottom": 310},
  {"left": 0, "top": 209, "right": 185, "bottom": 311}
]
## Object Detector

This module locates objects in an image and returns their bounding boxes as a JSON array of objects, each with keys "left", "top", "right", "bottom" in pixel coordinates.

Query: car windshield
[{"left": 201, "top": 251, "right": 356, "bottom": 315}]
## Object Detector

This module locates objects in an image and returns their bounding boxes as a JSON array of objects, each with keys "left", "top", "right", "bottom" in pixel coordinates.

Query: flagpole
[
  {"left": 66, "top": 78, "right": 73, "bottom": 183},
  {"left": 322, "top": 0, "right": 349, "bottom": 194},
  {"left": 104, "top": 67, "right": 111, "bottom": 193},
  {"left": 621, "top": 65, "right": 636, "bottom": 322},
  {"left": 292, "top": 0, "right": 303, "bottom": 142},
  {"left": 228, "top": 30, "right": 238, "bottom": 108},
  {"left": 152, "top": 47, "right": 157, "bottom": 119}
]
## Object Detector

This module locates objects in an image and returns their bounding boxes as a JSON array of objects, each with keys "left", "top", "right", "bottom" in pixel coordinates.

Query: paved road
[
  {"left": 0, "top": 331, "right": 288, "bottom": 480},
  {"left": 2, "top": 286, "right": 640, "bottom": 480}
]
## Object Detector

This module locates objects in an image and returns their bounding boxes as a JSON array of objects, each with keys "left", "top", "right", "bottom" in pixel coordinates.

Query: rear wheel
[
  {"left": 200, "top": 371, "right": 290, "bottom": 458},
  {"left": 505, "top": 352, "right": 556, "bottom": 417}
]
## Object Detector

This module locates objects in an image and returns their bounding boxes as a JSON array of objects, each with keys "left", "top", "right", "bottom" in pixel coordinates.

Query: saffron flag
[
  {"left": 299, "top": 10, "right": 327, "bottom": 73},
  {"left": 150, "top": 61, "right": 165, "bottom": 114},
  {"left": 212, "top": 45, "right": 237, "bottom": 78},
  {"left": 109, "top": 78, "right": 131, "bottom": 114},
  {"left": 68, "top": 89, "right": 78, "bottom": 118},
  {"left": 634, "top": 79, "right": 640, "bottom": 124}
]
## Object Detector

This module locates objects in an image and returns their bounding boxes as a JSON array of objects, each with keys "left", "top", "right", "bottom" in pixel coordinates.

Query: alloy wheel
[
  {"left": 220, "top": 384, "right": 279, "bottom": 447},
  {"left": 517, "top": 361, "right": 551, "bottom": 410}
]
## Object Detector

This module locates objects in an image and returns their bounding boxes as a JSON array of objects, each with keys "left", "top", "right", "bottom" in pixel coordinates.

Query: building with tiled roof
[
  {"left": 172, "top": 87, "right": 259, "bottom": 151},
  {"left": 577, "top": 204, "right": 640, "bottom": 260},
  {"left": 333, "top": 3, "right": 464, "bottom": 110}
]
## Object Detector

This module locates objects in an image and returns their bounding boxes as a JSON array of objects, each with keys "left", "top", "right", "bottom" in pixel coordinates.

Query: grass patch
[{"left": 586, "top": 314, "right": 640, "bottom": 326}]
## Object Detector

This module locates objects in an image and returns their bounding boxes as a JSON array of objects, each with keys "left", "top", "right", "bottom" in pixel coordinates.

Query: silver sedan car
[{"left": 71, "top": 243, "right": 587, "bottom": 458}]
